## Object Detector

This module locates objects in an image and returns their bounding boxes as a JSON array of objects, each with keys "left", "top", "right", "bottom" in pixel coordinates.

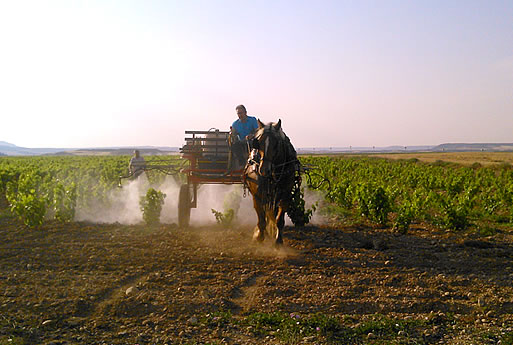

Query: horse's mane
[{"left": 256, "top": 122, "right": 298, "bottom": 162}]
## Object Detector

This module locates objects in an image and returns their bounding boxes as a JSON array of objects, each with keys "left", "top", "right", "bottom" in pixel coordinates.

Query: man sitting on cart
[
  {"left": 230, "top": 104, "right": 258, "bottom": 169},
  {"left": 129, "top": 149, "right": 146, "bottom": 178}
]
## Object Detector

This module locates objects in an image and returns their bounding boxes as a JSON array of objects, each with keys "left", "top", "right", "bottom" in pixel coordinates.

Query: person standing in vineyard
[
  {"left": 230, "top": 104, "right": 258, "bottom": 169},
  {"left": 129, "top": 150, "right": 146, "bottom": 178}
]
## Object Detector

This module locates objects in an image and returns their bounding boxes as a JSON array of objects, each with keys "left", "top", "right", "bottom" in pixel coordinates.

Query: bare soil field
[
  {"left": 1, "top": 213, "right": 512, "bottom": 344},
  {"left": 367, "top": 152, "right": 513, "bottom": 166}
]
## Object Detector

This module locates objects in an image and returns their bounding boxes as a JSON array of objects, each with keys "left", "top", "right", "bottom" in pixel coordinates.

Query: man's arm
[
  {"left": 245, "top": 117, "right": 259, "bottom": 139},
  {"left": 245, "top": 130, "right": 256, "bottom": 140},
  {"left": 231, "top": 122, "right": 242, "bottom": 141}
]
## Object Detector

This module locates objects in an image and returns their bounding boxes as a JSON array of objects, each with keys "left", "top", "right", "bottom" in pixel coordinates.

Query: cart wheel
[{"left": 178, "top": 184, "right": 191, "bottom": 228}]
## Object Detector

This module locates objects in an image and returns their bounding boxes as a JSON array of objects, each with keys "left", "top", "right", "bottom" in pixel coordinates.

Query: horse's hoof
[
  {"left": 274, "top": 237, "right": 283, "bottom": 247},
  {"left": 252, "top": 233, "right": 264, "bottom": 243}
]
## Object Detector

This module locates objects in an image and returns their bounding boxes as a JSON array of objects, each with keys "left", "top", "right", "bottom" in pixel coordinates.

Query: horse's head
[{"left": 253, "top": 119, "right": 285, "bottom": 177}]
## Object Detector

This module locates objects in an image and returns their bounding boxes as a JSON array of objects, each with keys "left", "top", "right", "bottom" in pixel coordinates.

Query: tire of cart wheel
[{"left": 178, "top": 184, "right": 191, "bottom": 228}]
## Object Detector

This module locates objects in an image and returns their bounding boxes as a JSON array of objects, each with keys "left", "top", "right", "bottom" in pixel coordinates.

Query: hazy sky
[{"left": 1, "top": 0, "right": 512, "bottom": 148}]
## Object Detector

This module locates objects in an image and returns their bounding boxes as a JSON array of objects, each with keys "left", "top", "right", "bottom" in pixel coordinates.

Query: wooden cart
[{"left": 178, "top": 129, "right": 244, "bottom": 227}]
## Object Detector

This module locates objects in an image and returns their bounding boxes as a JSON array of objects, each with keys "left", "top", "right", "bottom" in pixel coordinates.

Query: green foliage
[
  {"left": 476, "top": 225, "right": 498, "bottom": 237},
  {"left": 244, "top": 311, "right": 427, "bottom": 343},
  {"left": 435, "top": 194, "right": 471, "bottom": 230},
  {"left": 351, "top": 314, "right": 424, "bottom": 338},
  {"left": 0, "top": 335, "right": 25, "bottom": 345},
  {"left": 139, "top": 188, "right": 166, "bottom": 225},
  {"left": 5, "top": 173, "right": 47, "bottom": 227},
  {"left": 393, "top": 202, "right": 415, "bottom": 234},
  {"left": 211, "top": 208, "right": 235, "bottom": 227},
  {"left": 501, "top": 331, "right": 513, "bottom": 345},
  {"left": 214, "top": 188, "right": 242, "bottom": 227},
  {"left": 199, "top": 311, "right": 233, "bottom": 329},
  {"left": 299, "top": 155, "right": 513, "bottom": 232},
  {"left": 287, "top": 187, "right": 316, "bottom": 227},
  {"left": 245, "top": 312, "right": 343, "bottom": 342},
  {"left": 0, "top": 155, "right": 184, "bottom": 227},
  {"left": 326, "top": 180, "right": 352, "bottom": 208},
  {"left": 354, "top": 184, "right": 391, "bottom": 225},
  {"left": 53, "top": 182, "right": 77, "bottom": 222},
  {"left": 1, "top": 154, "right": 513, "bottom": 233}
]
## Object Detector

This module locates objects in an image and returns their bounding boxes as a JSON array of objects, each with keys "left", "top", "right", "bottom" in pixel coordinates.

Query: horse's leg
[
  {"left": 252, "top": 196, "right": 266, "bottom": 242},
  {"left": 274, "top": 204, "right": 286, "bottom": 246}
]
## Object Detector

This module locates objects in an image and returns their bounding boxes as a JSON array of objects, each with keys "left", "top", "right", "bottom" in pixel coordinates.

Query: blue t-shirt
[{"left": 232, "top": 116, "right": 258, "bottom": 140}]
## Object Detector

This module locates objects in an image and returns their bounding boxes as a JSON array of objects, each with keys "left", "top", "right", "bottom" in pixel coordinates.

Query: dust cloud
[
  {"left": 303, "top": 187, "right": 328, "bottom": 225},
  {"left": 163, "top": 183, "right": 257, "bottom": 226},
  {"left": 192, "top": 184, "right": 256, "bottom": 226},
  {"left": 74, "top": 172, "right": 326, "bottom": 229},
  {"left": 75, "top": 173, "right": 151, "bottom": 224},
  {"left": 74, "top": 173, "right": 256, "bottom": 226},
  {"left": 73, "top": 173, "right": 323, "bottom": 260}
]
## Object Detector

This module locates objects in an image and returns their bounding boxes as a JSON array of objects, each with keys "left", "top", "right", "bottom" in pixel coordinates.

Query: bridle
[{"left": 244, "top": 124, "right": 301, "bottom": 208}]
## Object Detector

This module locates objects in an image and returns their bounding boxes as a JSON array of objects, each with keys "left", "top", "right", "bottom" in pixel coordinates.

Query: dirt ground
[{"left": 1, "top": 213, "right": 512, "bottom": 344}]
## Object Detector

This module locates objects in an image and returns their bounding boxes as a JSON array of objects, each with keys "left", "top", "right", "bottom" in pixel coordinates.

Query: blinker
[{"left": 252, "top": 138, "right": 260, "bottom": 149}]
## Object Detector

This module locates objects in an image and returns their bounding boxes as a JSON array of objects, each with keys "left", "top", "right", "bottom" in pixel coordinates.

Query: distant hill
[
  {"left": 46, "top": 147, "right": 179, "bottom": 156},
  {"left": 298, "top": 143, "right": 513, "bottom": 154},
  {"left": 0, "top": 141, "right": 17, "bottom": 148},
  {"left": 0, "top": 142, "right": 179, "bottom": 156},
  {"left": 297, "top": 145, "right": 434, "bottom": 154},
  {"left": 0, "top": 144, "right": 65, "bottom": 156},
  {"left": 2, "top": 141, "right": 513, "bottom": 156},
  {"left": 432, "top": 143, "right": 513, "bottom": 152}
]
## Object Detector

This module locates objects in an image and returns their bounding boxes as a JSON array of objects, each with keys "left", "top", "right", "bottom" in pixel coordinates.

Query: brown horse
[{"left": 243, "top": 119, "right": 300, "bottom": 246}]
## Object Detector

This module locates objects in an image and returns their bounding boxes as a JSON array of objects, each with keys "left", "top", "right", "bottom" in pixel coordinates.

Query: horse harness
[{"left": 242, "top": 128, "right": 301, "bottom": 203}]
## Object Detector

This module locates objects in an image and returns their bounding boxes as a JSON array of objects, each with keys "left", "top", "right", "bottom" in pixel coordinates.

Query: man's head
[
  {"left": 133, "top": 150, "right": 140, "bottom": 158},
  {"left": 236, "top": 104, "right": 247, "bottom": 122}
]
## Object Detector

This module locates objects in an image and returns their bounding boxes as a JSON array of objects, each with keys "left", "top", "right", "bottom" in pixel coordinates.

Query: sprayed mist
[
  {"left": 74, "top": 172, "right": 326, "bottom": 227},
  {"left": 189, "top": 184, "right": 256, "bottom": 226},
  {"left": 73, "top": 174, "right": 325, "bottom": 261},
  {"left": 75, "top": 174, "right": 256, "bottom": 226},
  {"left": 303, "top": 187, "right": 328, "bottom": 225},
  {"left": 75, "top": 174, "right": 151, "bottom": 224}
]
